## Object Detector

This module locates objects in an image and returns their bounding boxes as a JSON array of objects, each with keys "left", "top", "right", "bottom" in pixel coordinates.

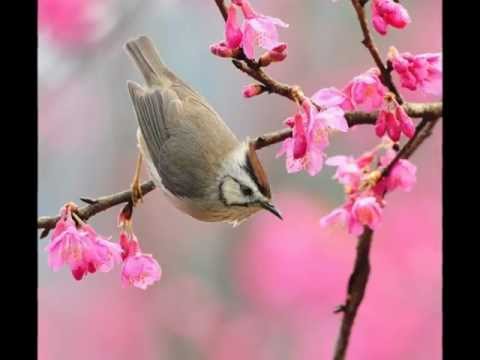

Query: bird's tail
[{"left": 124, "top": 35, "right": 170, "bottom": 88}]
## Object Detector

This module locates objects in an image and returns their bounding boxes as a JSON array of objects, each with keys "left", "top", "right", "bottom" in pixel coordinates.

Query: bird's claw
[{"left": 131, "top": 182, "right": 143, "bottom": 207}]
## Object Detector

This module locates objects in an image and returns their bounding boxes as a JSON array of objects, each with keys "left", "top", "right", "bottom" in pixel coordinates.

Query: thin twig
[
  {"left": 38, "top": 181, "right": 156, "bottom": 238},
  {"left": 214, "top": 0, "right": 228, "bottom": 20}
]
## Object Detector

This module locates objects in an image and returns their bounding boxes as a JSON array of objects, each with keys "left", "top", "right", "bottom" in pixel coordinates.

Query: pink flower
[
  {"left": 389, "top": 47, "right": 442, "bottom": 95},
  {"left": 225, "top": 4, "right": 243, "bottom": 49},
  {"left": 45, "top": 205, "right": 121, "bottom": 280},
  {"left": 388, "top": 159, "right": 416, "bottom": 191},
  {"left": 82, "top": 225, "right": 122, "bottom": 273},
  {"left": 344, "top": 68, "right": 387, "bottom": 112},
  {"left": 238, "top": 0, "right": 289, "bottom": 59},
  {"left": 317, "top": 106, "right": 349, "bottom": 133},
  {"left": 210, "top": 4, "right": 242, "bottom": 58},
  {"left": 292, "top": 113, "right": 308, "bottom": 159},
  {"left": 376, "top": 150, "right": 417, "bottom": 193},
  {"left": 375, "top": 103, "right": 415, "bottom": 142},
  {"left": 321, "top": 190, "right": 384, "bottom": 235},
  {"left": 242, "top": 84, "right": 265, "bottom": 98},
  {"left": 121, "top": 254, "right": 162, "bottom": 290},
  {"left": 326, "top": 155, "right": 363, "bottom": 191},
  {"left": 351, "top": 196, "right": 383, "bottom": 230},
  {"left": 278, "top": 99, "right": 350, "bottom": 176},
  {"left": 277, "top": 100, "right": 328, "bottom": 176},
  {"left": 119, "top": 230, "right": 162, "bottom": 290},
  {"left": 311, "top": 87, "right": 354, "bottom": 111},
  {"left": 320, "top": 203, "right": 364, "bottom": 236},
  {"left": 371, "top": 0, "right": 411, "bottom": 35}
]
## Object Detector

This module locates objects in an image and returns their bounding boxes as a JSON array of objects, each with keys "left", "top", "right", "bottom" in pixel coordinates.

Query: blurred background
[{"left": 38, "top": 0, "right": 442, "bottom": 359}]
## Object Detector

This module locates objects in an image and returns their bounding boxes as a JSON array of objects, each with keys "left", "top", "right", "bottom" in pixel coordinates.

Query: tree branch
[
  {"left": 38, "top": 181, "right": 156, "bottom": 238},
  {"left": 251, "top": 102, "right": 441, "bottom": 150},
  {"left": 214, "top": 0, "right": 228, "bottom": 20},
  {"left": 37, "top": 101, "right": 441, "bottom": 238},
  {"left": 333, "top": 227, "right": 373, "bottom": 360},
  {"left": 332, "top": 115, "right": 441, "bottom": 360},
  {"left": 214, "top": 1, "right": 405, "bottom": 110},
  {"left": 350, "top": 0, "right": 403, "bottom": 103}
]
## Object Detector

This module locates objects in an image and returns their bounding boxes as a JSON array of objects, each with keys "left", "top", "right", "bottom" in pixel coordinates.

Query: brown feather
[{"left": 246, "top": 142, "right": 271, "bottom": 199}]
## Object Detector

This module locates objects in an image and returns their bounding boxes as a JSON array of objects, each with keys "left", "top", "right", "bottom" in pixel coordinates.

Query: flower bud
[
  {"left": 259, "top": 43, "right": 288, "bottom": 66},
  {"left": 243, "top": 84, "right": 266, "bottom": 98}
]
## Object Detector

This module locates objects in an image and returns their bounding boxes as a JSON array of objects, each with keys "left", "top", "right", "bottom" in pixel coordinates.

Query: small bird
[{"left": 124, "top": 35, "right": 282, "bottom": 225}]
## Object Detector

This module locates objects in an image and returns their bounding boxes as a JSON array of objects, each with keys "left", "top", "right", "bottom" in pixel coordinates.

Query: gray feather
[
  {"left": 127, "top": 81, "right": 239, "bottom": 198},
  {"left": 124, "top": 35, "right": 170, "bottom": 87},
  {"left": 125, "top": 35, "right": 241, "bottom": 199}
]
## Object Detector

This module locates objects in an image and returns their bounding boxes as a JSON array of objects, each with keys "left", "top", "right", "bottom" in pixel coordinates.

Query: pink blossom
[
  {"left": 326, "top": 155, "right": 363, "bottom": 190},
  {"left": 119, "top": 229, "right": 161, "bottom": 289},
  {"left": 375, "top": 103, "right": 415, "bottom": 142},
  {"left": 225, "top": 4, "right": 243, "bottom": 49},
  {"left": 389, "top": 47, "right": 442, "bottom": 95},
  {"left": 238, "top": 0, "right": 289, "bottom": 59},
  {"left": 376, "top": 150, "right": 417, "bottom": 193},
  {"left": 45, "top": 205, "right": 121, "bottom": 280},
  {"left": 321, "top": 193, "right": 384, "bottom": 235},
  {"left": 387, "top": 159, "right": 417, "bottom": 192},
  {"left": 351, "top": 196, "right": 383, "bottom": 230},
  {"left": 242, "top": 84, "right": 265, "bottom": 98},
  {"left": 82, "top": 224, "right": 122, "bottom": 273},
  {"left": 210, "top": 4, "right": 242, "bottom": 58},
  {"left": 320, "top": 202, "right": 364, "bottom": 236},
  {"left": 311, "top": 87, "right": 354, "bottom": 111},
  {"left": 121, "top": 253, "right": 162, "bottom": 290},
  {"left": 371, "top": 0, "right": 411, "bottom": 36},
  {"left": 277, "top": 100, "right": 329, "bottom": 176},
  {"left": 292, "top": 113, "right": 308, "bottom": 159},
  {"left": 343, "top": 68, "right": 387, "bottom": 112},
  {"left": 396, "top": 105, "right": 415, "bottom": 137},
  {"left": 356, "top": 150, "right": 375, "bottom": 169},
  {"left": 278, "top": 98, "right": 350, "bottom": 176},
  {"left": 317, "top": 106, "right": 349, "bottom": 133}
]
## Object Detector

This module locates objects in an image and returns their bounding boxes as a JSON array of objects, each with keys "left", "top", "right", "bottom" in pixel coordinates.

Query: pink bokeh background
[{"left": 38, "top": 0, "right": 441, "bottom": 359}]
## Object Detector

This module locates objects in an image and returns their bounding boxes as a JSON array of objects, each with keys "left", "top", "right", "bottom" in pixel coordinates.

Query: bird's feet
[
  {"left": 130, "top": 152, "right": 144, "bottom": 207},
  {"left": 131, "top": 180, "right": 143, "bottom": 207}
]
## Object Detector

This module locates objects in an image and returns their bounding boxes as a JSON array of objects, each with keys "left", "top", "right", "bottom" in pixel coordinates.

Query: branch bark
[
  {"left": 333, "top": 227, "right": 373, "bottom": 360},
  {"left": 38, "top": 181, "right": 156, "bottom": 238}
]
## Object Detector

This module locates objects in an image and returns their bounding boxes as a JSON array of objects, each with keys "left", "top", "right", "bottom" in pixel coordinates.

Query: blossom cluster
[
  {"left": 45, "top": 203, "right": 161, "bottom": 289},
  {"left": 320, "top": 144, "right": 416, "bottom": 235},
  {"left": 43, "top": 0, "right": 443, "bottom": 287},
  {"left": 210, "top": 0, "right": 289, "bottom": 61},
  {"left": 210, "top": 0, "right": 441, "bottom": 235}
]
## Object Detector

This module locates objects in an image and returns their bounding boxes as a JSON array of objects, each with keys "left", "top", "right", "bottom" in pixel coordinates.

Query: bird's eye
[{"left": 240, "top": 185, "right": 253, "bottom": 197}]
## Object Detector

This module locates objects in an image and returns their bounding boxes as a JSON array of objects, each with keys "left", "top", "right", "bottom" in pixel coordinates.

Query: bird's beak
[{"left": 261, "top": 201, "right": 283, "bottom": 220}]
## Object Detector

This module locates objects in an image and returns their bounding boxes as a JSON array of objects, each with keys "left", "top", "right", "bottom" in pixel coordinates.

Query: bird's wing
[{"left": 127, "top": 81, "right": 239, "bottom": 198}]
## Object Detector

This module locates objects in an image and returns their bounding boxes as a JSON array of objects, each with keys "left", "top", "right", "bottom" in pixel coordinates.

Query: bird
[{"left": 124, "top": 35, "right": 282, "bottom": 226}]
